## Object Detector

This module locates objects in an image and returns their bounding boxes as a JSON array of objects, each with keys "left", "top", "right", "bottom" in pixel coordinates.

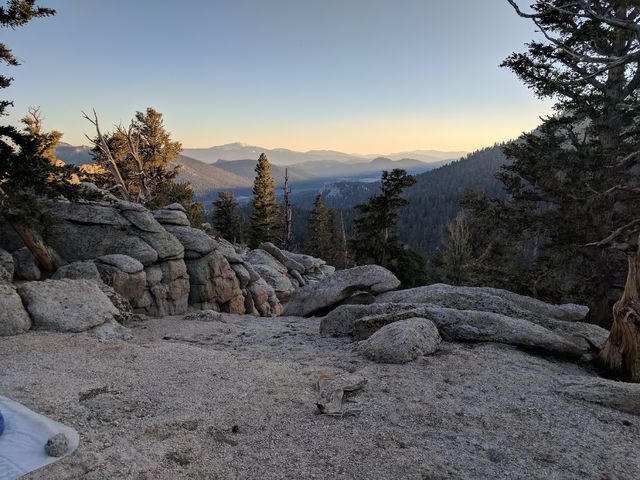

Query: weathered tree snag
[
  {"left": 599, "top": 245, "right": 640, "bottom": 383},
  {"left": 8, "top": 220, "right": 59, "bottom": 273}
]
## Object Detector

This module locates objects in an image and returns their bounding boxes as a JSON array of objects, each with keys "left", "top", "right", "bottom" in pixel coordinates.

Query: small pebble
[
  {"left": 44, "top": 433, "right": 69, "bottom": 457},
  {"left": 232, "top": 424, "right": 239, "bottom": 433}
]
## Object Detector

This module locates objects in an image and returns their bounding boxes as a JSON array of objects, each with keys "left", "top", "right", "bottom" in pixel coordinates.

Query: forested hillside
[
  {"left": 399, "top": 144, "right": 508, "bottom": 253},
  {"left": 174, "top": 155, "right": 253, "bottom": 193},
  {"left": 212, "top": 159, "right": 310, "bottom": 183},
  {"left": 290, "top": 181, "right": 379, "bottom": 210},
  {"left": 288, "top": 144, "right": 508, "bottom": 256}
]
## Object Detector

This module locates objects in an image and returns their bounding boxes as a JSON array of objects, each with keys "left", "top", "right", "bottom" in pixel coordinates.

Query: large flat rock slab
[
  {"left": 321, "top": 302, "right": 589, "bottom": 358},
  {"left": 376, "top": 284, "right": 589, "bottom": 322},
  {"left": 283, "top": 265, "right": 400, "bottom": 316}
]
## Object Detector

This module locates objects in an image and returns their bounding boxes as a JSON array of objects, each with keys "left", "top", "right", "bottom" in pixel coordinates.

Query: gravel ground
[{"left": 0, "top": 313, "right": 638, "bottom": 479}]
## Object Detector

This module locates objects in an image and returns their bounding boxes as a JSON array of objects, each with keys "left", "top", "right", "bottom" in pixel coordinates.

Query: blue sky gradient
[{"left": 4, "top": 0, "right": 553, "bottom": 153}]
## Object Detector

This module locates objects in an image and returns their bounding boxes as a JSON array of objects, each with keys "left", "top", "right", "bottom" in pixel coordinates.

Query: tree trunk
[
  {"left": 599, "top": 246, "right": 640, "bottom": 382},
  {"left": 8, "top": 220, "right": 59, "bottom": 273}
]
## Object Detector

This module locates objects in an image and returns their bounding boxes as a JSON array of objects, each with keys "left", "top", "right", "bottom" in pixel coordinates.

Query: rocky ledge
[{"left": 0, "top": 192, "right": 335, "bottom": 337}]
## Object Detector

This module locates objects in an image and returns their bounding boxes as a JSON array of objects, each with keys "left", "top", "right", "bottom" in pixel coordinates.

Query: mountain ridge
[
  {"left": 54, "top": 143, "right": 456, "bottom": 201},
  {"left": 182, "top": 142, "right": 466, "bottom": 166}
]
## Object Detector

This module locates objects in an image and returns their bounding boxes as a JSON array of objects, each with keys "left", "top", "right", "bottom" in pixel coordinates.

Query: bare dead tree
[
  {"left": 82, "top": 109, "right": 131, "bottom": 201},
  {"left": 116, "top": 122, "right": 151, "bottom": 204},
  {"left": 282, "top": 168, "right": 293, "bottom": 250},
  {"left": 83, "top": 110, "right": 158, "bottom": 205}
]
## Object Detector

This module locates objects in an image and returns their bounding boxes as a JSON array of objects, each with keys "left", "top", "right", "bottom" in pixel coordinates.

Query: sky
[{"left": 4, "top": 0, "right": 554, "bottom": 154}]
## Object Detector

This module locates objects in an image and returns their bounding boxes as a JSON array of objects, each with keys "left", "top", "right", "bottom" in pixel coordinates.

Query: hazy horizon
[
  {"left": 6, "top": 0, "right": 553, "bottom": 153},
  {"left": 60, "top": 139, "right": 469, "bottom": 158}
]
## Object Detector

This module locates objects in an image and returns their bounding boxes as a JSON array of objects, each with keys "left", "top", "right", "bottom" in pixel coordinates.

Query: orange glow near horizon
[{"left": 166, "top": 107, "right": 554, "bottom": 155}]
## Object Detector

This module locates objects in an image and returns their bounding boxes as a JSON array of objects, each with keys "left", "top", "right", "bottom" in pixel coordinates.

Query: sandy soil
[{"left": 1, "top": 313, "right": 638, "bottom": 479}]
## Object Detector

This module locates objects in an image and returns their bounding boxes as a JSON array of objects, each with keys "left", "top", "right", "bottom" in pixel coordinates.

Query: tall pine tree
[
  {"left": 467, "top": 1, "right": 640, "bottom": 380},
  {"left": 433, "top": 211, "right": 475, "bottom": 285},
  {"left": 306, "top": 194, "right": 333, "bottom": 260},
  {"left": 350, "top": 169, "right": 427, "bottom": 287},
  {"left": 249, "top": 153, "right": 279, "bottom": 248},
  {"left": 212, "top": 191, "right": 243, "bottom": 244}
]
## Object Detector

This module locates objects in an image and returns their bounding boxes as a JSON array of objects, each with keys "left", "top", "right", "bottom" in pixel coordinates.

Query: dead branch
[
  {"left": 82, "top": 109, "right": 131, "bottom": 202},
  {"left": 116, "top": 122, "right": 151, "bottom": 204},
  {"left": 586, "top": 219, "right": 640, "bottom": 250}
]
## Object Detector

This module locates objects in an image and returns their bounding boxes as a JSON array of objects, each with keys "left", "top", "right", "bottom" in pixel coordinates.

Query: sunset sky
[{"left": 5, "top": 0, "right": 553, "bottom": 154}]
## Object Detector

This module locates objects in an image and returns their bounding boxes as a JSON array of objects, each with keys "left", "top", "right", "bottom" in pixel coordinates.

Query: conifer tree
[
  {"left": 350, "top": 169, "right": 427, "bottom": 286},
  {"left": 249, "top": 153, "right": 279, "bottom": 248},
  {"left": 85, "top": 107, "right": 182, "bottom": 209},
  {"left": 212, "top": 191, "right": 243, "bottom": 244},
  {"left": 158, "top": 181, "right": 205, "bottom": 227},
  {"left": 459, "top": 190, "right": 533, "bottom": 293},
  {"left": 306, "top": 194, "right": 333, "bottom": 260},
  {"left": 467, "top": 1, "right": 640, "bottom": 380},
  {"left": 434, "top": 211, "right": 475, "bottom": 285},
  {"left": 329, "top": 208, "right": 351, "bottom": 269},
  {"left": 0, "top": 1, "right": 54, "bottom": 122},
  {"left": 0, "top": 2, "right": 98, "bottom": 272}
]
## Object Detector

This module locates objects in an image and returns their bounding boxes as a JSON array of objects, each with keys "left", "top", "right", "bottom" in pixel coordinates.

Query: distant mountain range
[
  {"left": 55, "top": 143, "right": 93, "bottom": 165},
  {"left": 55, "top": 140, "right": 509, "bottom": 256},
  {"left": 182, "top": 142, "right": 466, "bottom": 166},
  {"left": 289, "top": 144, "right": 509, "bottom": 254},
  {"left": 212, "top": 159, "right": 310, "bottom": 183},
  {"left": 173, "top": 155, "right": 253, "bottom": 192},
  {"left": 54, "top": 142, "right": 464, "bottom": 201}
]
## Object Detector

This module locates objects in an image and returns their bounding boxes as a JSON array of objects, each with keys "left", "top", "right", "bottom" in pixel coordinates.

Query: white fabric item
[{"left": 0, "top": 395, "right": 79, "bottom": 480}]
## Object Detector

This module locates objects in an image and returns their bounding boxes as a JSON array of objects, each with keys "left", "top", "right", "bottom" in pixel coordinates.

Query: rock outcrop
[
  {"left": 0, "top": 196, "right": 310, "bottom": 318},
  {"left": 35, "top": 198, "right": 190, "bottom": 316},
  {"left": 558, "top": 376, "right": 640, "bottom": 415},
  {"left": 0, "top": 284, "right": 31, "bottom": 336},
  {"left": 17, "top": 279, "right": 119, "bottom": 332},
  {"left": 321, "top": 300, "right": 596, "bottom": 359},
  {"left": 422, "top": 307, "right": 585, "bottom": 358},
  {"left": 0, "top": 248, "right": 14, "bottom": 284},
  {"left": 86, "top": 319, "right": 134, "bottom": 342},
  {"left": 320, "top": 303, "right": 414, "bottom": 337},
  {"left": 376, "top": 284, "right": 588, "bottom": 323},
  {"left": 283, "top": 265, "right": 400, "bottom": 316},
  {"left": 154, "top": 214, "right": 246, "bottom": 314},
  {"left": 245, "top": 249, "right": 294, "bottom": 302},
  {"left": 95, "top": 255, "right": 147, "bottom": 300},
  {"left": 360, "top": 317, "right": 441, "bottom": 364},
  {"left": 373, "top": 284, "right": 607, "bottom": 351},
  {"left": 51, "top": 260, "right": 102, "bottom": 281},
  {"left": 12, "top": 246, "right": 42, "bottom": 281},
  {"left": 0, "top": 179, "right": 343, "bottom": 321},
  {"left": 240, "top": 242, "right": 335, "bottom": 307}
]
